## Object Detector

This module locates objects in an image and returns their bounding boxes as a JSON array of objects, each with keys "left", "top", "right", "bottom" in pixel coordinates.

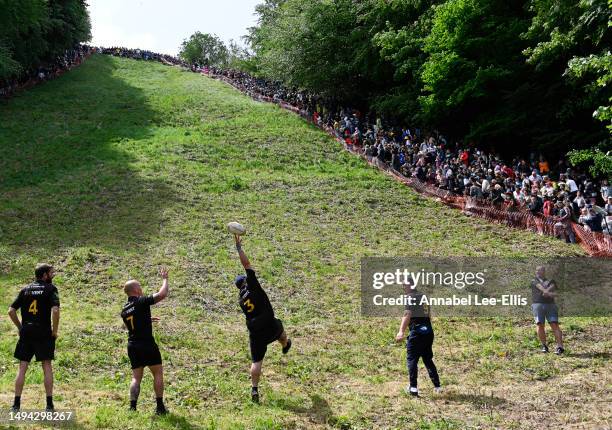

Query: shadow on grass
[
  {"left": 0, "top": 55, "right": 174, "bottom": 254},
  {"left": 153, "top": 413, "right": 204, "bottom": 430},
  {"left": 273, "top": 394, "right": 338, "bottom": 426},
  {"left": 441, "top": 392, "right": 506, "bottom": 407},
  {"left": 568, "top": 351, "right": 610, "bottom": 360}
]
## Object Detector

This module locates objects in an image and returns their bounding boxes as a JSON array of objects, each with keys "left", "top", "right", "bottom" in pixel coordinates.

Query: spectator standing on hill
[{"left": 531, "top": 266, "right": 564, "bottom": 355}]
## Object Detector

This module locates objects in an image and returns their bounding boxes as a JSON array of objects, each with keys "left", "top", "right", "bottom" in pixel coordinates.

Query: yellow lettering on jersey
[
  {"left": 28, "top": 300, "right": 38, "bottom": 315},
  {"left": 244, "top": 299, "right": 255, "bottom": 313},
  {"left": 126, "top": 315, "right": 134, "bottom": 330}
]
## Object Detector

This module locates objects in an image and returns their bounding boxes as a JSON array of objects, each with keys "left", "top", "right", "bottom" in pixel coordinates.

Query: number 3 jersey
[
  {"left": 11, "top": 281, "right": 60, "bottom": 339},
  {"left": 238, "top": 269, "right": 275, "bottom": 333},
  {"left": 121, "top": 295, "right": 155, "bottom": 343}
]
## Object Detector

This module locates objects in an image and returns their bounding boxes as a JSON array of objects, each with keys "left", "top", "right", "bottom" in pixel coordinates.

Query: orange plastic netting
[{"left": 211, "top": 73, "right": 612, "bottom": 257}]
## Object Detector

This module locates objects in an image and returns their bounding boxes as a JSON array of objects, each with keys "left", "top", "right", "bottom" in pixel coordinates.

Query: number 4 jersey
[{"left": 11, "top": 281, "right": 60, "bottom": 339}]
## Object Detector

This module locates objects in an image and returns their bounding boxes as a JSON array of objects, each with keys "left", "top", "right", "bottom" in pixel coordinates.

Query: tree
[
  {"left": 0, "top": 0, "right": 91, "bottom": 83},
  {"left": 419, "top": 0, "right": 530, "bottom": 143},
  {"left": 523, "top": 0, "right": 611, "bottom": 158},
  {"left": 179, "top": 32, "right": 229, "bottom": 67}
]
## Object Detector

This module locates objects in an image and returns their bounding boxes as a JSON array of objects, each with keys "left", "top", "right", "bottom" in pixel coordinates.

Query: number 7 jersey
[{"left": 121, "top": 295, "right": 156, "bottom": 342}]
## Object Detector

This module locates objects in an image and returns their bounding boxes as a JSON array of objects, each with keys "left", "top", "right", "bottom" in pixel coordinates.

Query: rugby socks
[
  {"left": 540, "top": 344, "right": 549, "bottom": 353},
  {"left": 12, "top": 396, "right": 21, "bottom": 411},
  {"left": 155, "top": 397, "right": 167, "bottom": 415},
  {"left": 129, "top": 400, "right": 137, "bottom": 411},
  {"left": 46, "top": 396, "right": 54, "bottom": 410},
  {"left": 282, "top": 339, "right": 292, "bottom": 354},
  {"left": 251, "top": 386, "right": 260, "bottom": 403}
]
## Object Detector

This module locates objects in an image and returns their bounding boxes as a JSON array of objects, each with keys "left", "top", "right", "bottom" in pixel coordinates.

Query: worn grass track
[{"left": 0, "top": 55, "right": 609, "bottom": 429}]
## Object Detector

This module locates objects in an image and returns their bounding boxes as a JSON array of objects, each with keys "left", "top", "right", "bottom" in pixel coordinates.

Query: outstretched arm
[
  {"left": 153, "top": 268, "right": 169, "bottom": 304},
  {"left": 234, "top": 234, "right": 252, "bottom": 270}
]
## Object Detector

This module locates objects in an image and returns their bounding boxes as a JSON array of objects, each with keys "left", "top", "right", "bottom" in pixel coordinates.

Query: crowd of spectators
[
  {"left": 23, "top": 46, "right": 612, "bottom": 243},
  {"left": 0, "top": 45, "right": 93, "bottom": 98},
  {"left": 98, "top": 47, "right": 185, "bottom": 67},
  {"left": 204, "top": 66, "right": 611, "bottom": 242},
  {"left": 354, "top": 126, "right": 611, "bottom": 241}
]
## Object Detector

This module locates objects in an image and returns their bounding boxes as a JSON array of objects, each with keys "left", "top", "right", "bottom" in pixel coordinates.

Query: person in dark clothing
[
  {"left": 234, "top": 234, "right": 292, "bottom": 403},
  {"left": 120, "top": 268, "right": 170, "bottom": 414},
  {"left": 8, "top": 264, "right": 60, "bottom": 412},
  {"left": 528, "top": 193, "right": 544, "bottom": 213},
  {"left": 395, "top": 282, "right": 441, "bottom": 397},
  {"left": 531, "top": 266, "right": 564, "bottom": 354}
]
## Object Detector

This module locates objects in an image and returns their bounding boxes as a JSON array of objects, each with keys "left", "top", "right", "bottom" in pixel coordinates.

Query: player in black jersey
[
  {"left": 120, "top": 268, "right": 169, "bottom": 415},
  {"left": 395, "top": 282, "right": 441, "bottom": 397},
  {"left": 233, "top": 234, "right": 291, "bottom": 403},
  {"left": 7, "top": 263, "right": 60, "bottom": 411}
]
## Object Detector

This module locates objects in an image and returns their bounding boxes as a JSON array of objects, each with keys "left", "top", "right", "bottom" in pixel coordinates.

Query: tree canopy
[
  {"left": 242, "top": 0, "right": 611, "bottom": 169},
  {"left": 0, "top": 0, "right": 91, "bottom": 82}
]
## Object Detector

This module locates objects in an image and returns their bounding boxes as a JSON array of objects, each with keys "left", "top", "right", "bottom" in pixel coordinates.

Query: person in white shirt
[
  {"left": 573, "top": 191, "right": 586, "bottom": 209},
  {"left": 482, "top": 177, "right": 491, "bottom": 195},
  {"left": 601, "top": 180, "right": 612, "bottom": 201},
  {"left": 529, "top": 170, "right": 542, "bottom": 183},
  {"left": 565, "top": 175, "right": 579, "bottom": 195}
]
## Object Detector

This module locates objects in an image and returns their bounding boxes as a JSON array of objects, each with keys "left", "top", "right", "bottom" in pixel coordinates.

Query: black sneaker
[
  {"left": 11, "top": 405, "right": 20, "bottom": 412},
  {"left": 251, "top": 388, "right": 260, "bottom": 404},
  {"left": 554, "top": 346, "right": 564, "bottom": 355},
  {"left": 282, "top": 339, "right": 292, "bottom": 355},
  {"left": 45, "top": 406, "right": 54, "bottom": 412},
  {"left": 540, "top": 344, "right": 549, "bottom": 353},
  {"left": 155, "top": 407, "right": 168, "bottom": 416}
]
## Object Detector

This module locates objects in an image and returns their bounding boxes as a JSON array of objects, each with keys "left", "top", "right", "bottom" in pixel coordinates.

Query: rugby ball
[{"left": 227, "top": 221, "right": 246, "bottom": 235}]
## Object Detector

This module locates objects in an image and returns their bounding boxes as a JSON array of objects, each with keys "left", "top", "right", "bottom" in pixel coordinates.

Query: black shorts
[
  {"left": 249, "top": 318, "right": 284, "bottom": 363},
  {"left": 127, "top": 341, "right": 162, "bottom": 369},
  {"left": 14, "top": 337, "right": 55, "bottom": 362}
]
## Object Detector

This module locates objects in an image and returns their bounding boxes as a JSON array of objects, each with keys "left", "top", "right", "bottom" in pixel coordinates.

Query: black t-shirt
[
  {"left": 405, "top": 293, "right": 432, "bottom": 331},
  {"left": 238, "top": 269, "right": 275, "bottom": 332},
  {"left": 11, "top": 281, "right": 60, "bottom": 339},
  {"left": 121, "top": 295, "right": 155, "bottom": 343},
  {"left": 531, "top": 277, "right": 556, "bottom": 304}
]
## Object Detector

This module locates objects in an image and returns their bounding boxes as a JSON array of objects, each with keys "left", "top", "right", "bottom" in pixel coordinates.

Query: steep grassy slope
[{"left": 0, "top": 55, "right": 608, "bottom": 429}]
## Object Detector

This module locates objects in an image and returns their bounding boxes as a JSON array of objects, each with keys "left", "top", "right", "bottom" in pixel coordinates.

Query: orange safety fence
[{"left": 208, "top": 72, "right": 612, "bottom": 257}]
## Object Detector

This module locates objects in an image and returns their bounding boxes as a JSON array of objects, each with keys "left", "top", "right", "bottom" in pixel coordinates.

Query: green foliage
[
  {"left": 179, "top": 32, "right": 229, "bottom": 67},
  {"left": 247, "top": 0, "right": 390, "bottom": 101},
  {"left": 0, "top": 0, "right": 90, "bottom": 82},
  {"left": 568, "top": 143, "right": 612, "bottom": 178},
  {"left": 244, "top": 0, "right": 610, "bottom": 160},
  {"left": 1, "top": 54, "right": 604, "bottom": 430}
]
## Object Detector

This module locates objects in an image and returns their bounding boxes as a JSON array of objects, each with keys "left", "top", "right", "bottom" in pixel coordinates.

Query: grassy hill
[{"left": 0, "top": 55, "right": 609, "bottom": 429}]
